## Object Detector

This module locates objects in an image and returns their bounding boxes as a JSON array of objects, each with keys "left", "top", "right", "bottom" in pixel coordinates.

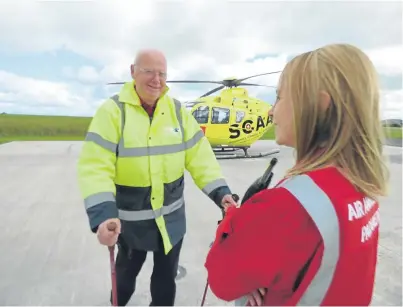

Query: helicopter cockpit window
[
  {"left": 236, "top": 111, "right": 245, "bottom": 123},
  {"left": 192, "top": 106, "right": 209, "bottom": 124},
  {"left": 211, "top": 107, "right": 230, "bottom": 124}
]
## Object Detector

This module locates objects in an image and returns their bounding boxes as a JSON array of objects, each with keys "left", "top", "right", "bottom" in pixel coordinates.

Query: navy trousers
[{"left": 110, "top": 235, "right": 183, "bottom": 306}]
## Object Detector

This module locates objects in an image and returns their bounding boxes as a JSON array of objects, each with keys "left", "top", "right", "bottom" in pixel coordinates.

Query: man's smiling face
[{"left": 131, "top": 49, "right": 168, "bottom": 105}]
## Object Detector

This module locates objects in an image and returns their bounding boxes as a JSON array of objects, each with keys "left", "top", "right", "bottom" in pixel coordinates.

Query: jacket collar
[{"left": 118, "top": 80, "right": 170, "bottom": 106}]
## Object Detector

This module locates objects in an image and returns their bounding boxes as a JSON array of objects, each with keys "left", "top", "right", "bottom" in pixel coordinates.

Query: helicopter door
[
  {"left": 192, "top": 105, "right": 210, "bottom": 135},
  {"left": 210, "top": 106, "right": 231, "bottom": 145}
]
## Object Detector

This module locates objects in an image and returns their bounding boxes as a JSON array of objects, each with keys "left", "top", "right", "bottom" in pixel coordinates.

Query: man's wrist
[{"left": 209, "top": 186, "right": 232, "bottom": 207}]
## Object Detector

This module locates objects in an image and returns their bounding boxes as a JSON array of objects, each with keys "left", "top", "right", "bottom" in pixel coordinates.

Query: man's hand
[
  {"left": 221, "top": 194, "right": 238, "bottom": 211},
  {"left": 97, "top": 218, "right": 121, "bottom": 246},
  {"left": 246, "top": 288, "right": 266, "bottom": 306}
]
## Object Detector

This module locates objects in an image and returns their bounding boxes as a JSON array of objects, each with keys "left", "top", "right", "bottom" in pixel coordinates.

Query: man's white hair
[{"left": 133, "top": 49, "right": 167, "bottom": 66}]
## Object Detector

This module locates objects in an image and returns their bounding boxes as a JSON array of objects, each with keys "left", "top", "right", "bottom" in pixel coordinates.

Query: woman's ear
[
  {"left": 314, "top": 91, "right": 332, "bottom": 147},
  {"left": 318, "top": 91, "right": 331, "bottom": 112}
]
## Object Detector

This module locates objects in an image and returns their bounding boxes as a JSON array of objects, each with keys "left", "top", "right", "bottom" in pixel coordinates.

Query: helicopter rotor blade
[
  {"left": 236, "top": 71, "right": 282, "bottom": 83},
  {"left": 200, "top": 85, "right": 225, "bottom": 98},
  {"left": 237, "top": 82, "right": 277, "bottom": 88},
  {"left": 107, "top": 72, "right": 281, "bottom": 87},
  {"left": 107, "top": 80, "right": 224, "bottom": 85},
  {"left": 166, "top": 80, "right": 224, "bottom": 85}
]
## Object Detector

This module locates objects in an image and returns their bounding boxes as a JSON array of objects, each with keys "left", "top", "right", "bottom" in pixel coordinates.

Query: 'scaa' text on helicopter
[{"left": 229, "top": 115, "right": 273, "bottom": 139}]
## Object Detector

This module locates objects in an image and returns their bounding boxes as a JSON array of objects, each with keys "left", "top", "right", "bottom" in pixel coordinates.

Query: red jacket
[{"left": 204, "top": 166, "right": 380, "bottom": 306}]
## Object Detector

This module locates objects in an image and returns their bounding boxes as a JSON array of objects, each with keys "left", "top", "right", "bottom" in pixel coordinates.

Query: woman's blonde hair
[{"left": 281, "top": 43, "right": 389, "bottom": 200}]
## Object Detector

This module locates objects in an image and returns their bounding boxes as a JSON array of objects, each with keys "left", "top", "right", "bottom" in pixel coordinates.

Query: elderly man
[{"left": 77, "top": 49, "right": 237, "bottom": 306}]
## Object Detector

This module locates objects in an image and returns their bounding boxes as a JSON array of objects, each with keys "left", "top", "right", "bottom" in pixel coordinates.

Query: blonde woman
[{"left": 204, "top": 43, "right": 389, "bottom": 306}]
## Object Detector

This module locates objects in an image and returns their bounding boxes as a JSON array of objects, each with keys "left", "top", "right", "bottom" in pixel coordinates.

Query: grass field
[
  {"left": 0, "top": 114, "right": 91, "bottom": 144},
  {"left": 0, "top": 113, "right": 402, "bottom": 145}
]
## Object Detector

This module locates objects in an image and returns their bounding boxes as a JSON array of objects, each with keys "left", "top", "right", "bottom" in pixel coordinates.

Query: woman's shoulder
[
  {"left": 241, "top": 167, "right": 352, "bottom": 211},
  {"left": 230, "top": 179, "right": 321, "bottom": 236},
  {"left": 237, "top": 180, "right": 309, "bottom": 218},
  {"left": 276, "top": 166, "right": 357, "bottom": 193},
  {"left": 235, "top": 166, "right": 357, "bottom": 216}
]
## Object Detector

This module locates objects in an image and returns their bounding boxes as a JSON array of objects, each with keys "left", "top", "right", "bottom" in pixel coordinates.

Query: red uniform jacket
[{"left": 204, "top": 166, "right": 380, "bottom": 306}]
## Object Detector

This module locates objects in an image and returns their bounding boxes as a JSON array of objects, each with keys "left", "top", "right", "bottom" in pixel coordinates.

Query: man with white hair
[{"left": 77, "top": 49, "right": 237, "bottom": 306}]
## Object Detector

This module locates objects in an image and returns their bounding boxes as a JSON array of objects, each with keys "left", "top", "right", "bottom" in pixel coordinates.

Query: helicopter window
[
  {"left": 192, "top": 105, "right": 210, "bottom": 124},
  {"left": 236, "top": 111, "right": 245, "bottom": 123},
  {"left": 211, "top": 107, "right": 230, "bottom": 124}
]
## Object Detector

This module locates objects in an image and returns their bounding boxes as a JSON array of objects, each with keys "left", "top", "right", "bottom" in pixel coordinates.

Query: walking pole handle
[{"left": 107, "top": 221, "right": 117, "bottom": 231}]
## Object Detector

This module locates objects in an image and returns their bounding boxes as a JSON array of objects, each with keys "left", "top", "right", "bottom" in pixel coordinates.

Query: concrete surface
[
  {"left": 0, "top": 141, "right": 401, "bottom": 306},
  {"left": 385, "top": 138, "right": 403, "bottom": 147}
]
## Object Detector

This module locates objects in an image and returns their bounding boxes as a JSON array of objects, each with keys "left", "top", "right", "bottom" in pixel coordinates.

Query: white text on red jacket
[{"left": 347, "top": 197, "right": 380, "bottom": 243}]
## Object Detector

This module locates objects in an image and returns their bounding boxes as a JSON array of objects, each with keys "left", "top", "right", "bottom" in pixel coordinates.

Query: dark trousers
[{"left": 110, "top": 236, "right": 183, "bottom": 306}]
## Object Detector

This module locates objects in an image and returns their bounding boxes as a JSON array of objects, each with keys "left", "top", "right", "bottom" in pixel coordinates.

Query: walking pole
[
  {"left": 107, "top": 222, "right": 118, "bottom": 307},
  {"left": 200, "top": 281, "right": 209, "bottom": 306}
]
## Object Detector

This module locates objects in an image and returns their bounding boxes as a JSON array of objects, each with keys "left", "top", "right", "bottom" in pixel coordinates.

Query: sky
[{"left": 0, "top": 0, "right": 402, "bottom": 119}]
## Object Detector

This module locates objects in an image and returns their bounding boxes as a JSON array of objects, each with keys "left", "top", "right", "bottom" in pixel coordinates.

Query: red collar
[
  {"left": 135, "top": 85, "right": 157, "bottom": 117},
  {"left": 140, "top": 99, "right": 157, "bottom": 117}
]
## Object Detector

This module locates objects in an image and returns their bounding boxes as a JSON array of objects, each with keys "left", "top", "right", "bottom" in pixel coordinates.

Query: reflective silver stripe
[
  {"left": 117, "top": 130, "right": 203, "bottom": 157},
  {"left": 202, "top": 178, "right": 228, "bottom": 195},
  {"left": 173, "top": 98, "right": 185, "bottom": 143},
  {"left": 110, "top": 94, "right": 125, "bottom": 154},
  {"left": 118, "top": 196, "right": 184, "bottom": 221},
  {"left": 101, "top": 95, "right": 201, "bottom": 157},
  {"left": 84, "top": 192, "right": 115, "bottom": 210},
  {"left": 85, "top": 132, "right": 117, "bottom": 153},
  {"left": 233, "top": 174, "right": 340, "bottom": 306},
  {"left": 234, "top": 297, "right": 248, "bottom": 306},
  {"left": 280, "top": 174, "right": 340, "bottom": 306}
]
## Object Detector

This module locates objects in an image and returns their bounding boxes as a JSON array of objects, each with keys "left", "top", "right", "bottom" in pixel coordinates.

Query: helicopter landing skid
[
  {"left": 213, "top": 146, "right": 247, "bottom": 152},
  {"left": 214, "top": 148, "right": 280, "bottom": 160}
]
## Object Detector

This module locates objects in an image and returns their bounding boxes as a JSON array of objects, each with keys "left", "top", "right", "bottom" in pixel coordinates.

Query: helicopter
[{"left": 108, "top": 71, "right": 281, "bottom": 159}]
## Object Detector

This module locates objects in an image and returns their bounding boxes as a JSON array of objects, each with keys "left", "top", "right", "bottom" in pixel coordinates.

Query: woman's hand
[{"left": 246, "top": 288, "right": 266, "bottom": 306}]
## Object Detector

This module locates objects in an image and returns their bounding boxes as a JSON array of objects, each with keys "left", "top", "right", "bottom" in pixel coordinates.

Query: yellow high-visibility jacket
[{"left": 77, "top": 81, "right": 231, "bottom": 254}]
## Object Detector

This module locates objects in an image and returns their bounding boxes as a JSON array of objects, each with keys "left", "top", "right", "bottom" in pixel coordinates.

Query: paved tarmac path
[{"left": 0, "top": 141, "right": 401, "bottom": 306}]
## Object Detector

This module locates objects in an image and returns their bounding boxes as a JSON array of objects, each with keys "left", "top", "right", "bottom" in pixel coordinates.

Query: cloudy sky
[{"left": 0, "top": 1, "right": 401, "bottom": 119}]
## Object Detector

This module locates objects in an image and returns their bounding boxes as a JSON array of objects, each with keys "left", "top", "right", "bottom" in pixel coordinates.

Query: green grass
[
  {"left": 383, "top": 126, "right": 402, "bottom": 139},
  {"left": 260, "top": 126, "right": 403, "bottom": 140},
  {"left": 0, "top": 114, "right": 91, "bottom": 144},
  {"left": 0, "top": 113, "right": 402, "bottom": 145},
  {"left": 260, "top": 127, "right": 276, "bottom": 140}
]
